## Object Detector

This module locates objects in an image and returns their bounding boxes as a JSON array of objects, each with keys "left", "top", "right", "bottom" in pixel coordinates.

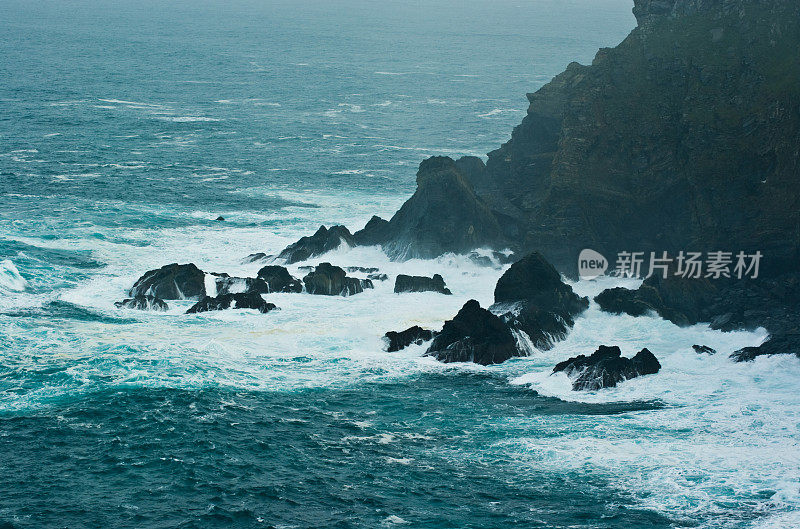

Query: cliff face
[{"left": 381, "top": 0, "right": 800, "bottom": 276}]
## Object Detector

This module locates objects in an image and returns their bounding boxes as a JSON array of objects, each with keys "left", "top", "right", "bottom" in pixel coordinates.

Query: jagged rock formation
[
  {"left": 277, "top": 225, "right": 355, "bottom": 264},
  {"left": 393, "top": 274, "right": 452, "bottom": 295},
  {"left": 421, "top": 252, "right": 588, "bottom": 365},
  {"left": 256, "top": 265, "right": 304, "bottom": 293},
  {"left": 373, "top": 0, "right": 800, "bottom": 278},
  {"left": 114, "top": 295, "right": 169, "bottom": 311},
  {"left": 383, "top": 326, "right": 436, "bottom": 352},
  {"left": 490, "top": 252, "right": 589, "bottom": 350},
  {"left": 378, "top": 157, "right": 505, "bottom": 259},
  {"left": 186, "top": 292, "right": 278, "bottom": 314},
  {"left": 553, "top": 345, "right": 662, "bottom": 390},
  {"left": 129, "top": 263, "right": 206, "bottom": 300},
  {"left": 353, "top": 216, "right": 391, "bottom": 246},
  {"left": 302, "top": 263, "right": 373, "bottom": 296},
  {"left": 693, "top": 344, "right": 716, "bottom": 355},
  {"left": 425, "top": 300, "right": 520, "bottom": 365}
]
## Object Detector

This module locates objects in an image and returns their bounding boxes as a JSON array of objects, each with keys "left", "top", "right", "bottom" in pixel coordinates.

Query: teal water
[{"left": 2, "top": 1, "right": 800, "bottom": 528}]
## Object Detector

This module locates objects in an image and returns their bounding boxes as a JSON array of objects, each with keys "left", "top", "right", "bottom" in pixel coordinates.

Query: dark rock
[
  {"left": 394, "top": 274, "right": 452, "bottom": 295},
  {"left": 425, "top": 300, "right": 520, "bottom": 365},
  {"left": 277, "top": 225, "right": 356, "bottom": 264},
  {"left": 693, "top": 344, "right": 717, "bottom": 355},
  {"left": 493, "top": 252, "right": 588, "bottom": 316},
  {"left": 346, "top": 266, "right": 380, "bottom": 273},
  {"left": 595, "top": 273, "right": 717, "bottom": 327},
  {"left": 367, "top": 273, "right": 388, "bottom": 281},
  {"left": 466, "top": 250, "right": 514, "bottom": 268},
  {"left": 553, "top": 345, "right": 661, "bottom": 391},
  {"left": 256, "top": 265, "right": 303, "bottom": 293},
  {"left": 215, "top": 216, "right": 225, "bottom": 221},
  {"left": 594, "top": 287, "right": 655, "bottom": 317},
  {"left": 370, "top": 0, "right": 800, "bottom": 282},
  {"left": 731, "top": 334, "right": 799, "bottom": 362},
  {"left": 242, "top": 253, "right": 271, "bottom": 264},
  {"left": 380, "top": 157, "right": 506, "bottom": 259},
  {"left": 186, "top": 292, "right": 277, "bottom": 314},
  {"left": 353, "top": 216, "right": 391, "bottom": 246},
  {"left": 383, "top": 326, "right": 436, "bottom": 352},
  {"left": 497, "top": 304, "right": 575, "bottom": 351},
  {"left": 129, "top": 263, "right": 206, "bottom": 300},
  {"left": 490, "top": 252, "right": 589, "bottom": 351},
  {"left": 302, "top": 263, "right": 373, "bottom": 296},
  {"left": 114, "top": 295, "right": 169, "bottom": 311}
]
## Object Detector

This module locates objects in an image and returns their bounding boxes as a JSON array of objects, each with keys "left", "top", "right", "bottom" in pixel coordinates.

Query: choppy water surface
[{"left": 2, "top": 1, "right": 799, "bottom": 528}]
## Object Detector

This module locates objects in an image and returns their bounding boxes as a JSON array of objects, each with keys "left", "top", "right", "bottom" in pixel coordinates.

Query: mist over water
[{"left": 2, "top": 1, "right": 798, "bottom": 528}]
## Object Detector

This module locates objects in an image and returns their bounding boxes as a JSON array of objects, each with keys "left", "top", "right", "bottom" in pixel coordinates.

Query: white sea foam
[
  {"left": 3, "top": 193, "right": 798, "bottom": 526},
  {"left": 0, "top": 260, "right": 28, "bottom": 292},
  {"left": 156, "top": 116, "right": 221, "bottom": 122}
]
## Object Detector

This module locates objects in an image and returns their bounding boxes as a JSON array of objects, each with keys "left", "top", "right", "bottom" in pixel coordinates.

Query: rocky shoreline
[{"left": 115, "top": 0, "right": 798, "bottom": 389}]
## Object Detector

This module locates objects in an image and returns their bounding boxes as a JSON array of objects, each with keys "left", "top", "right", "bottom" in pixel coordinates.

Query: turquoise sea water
[{"left": 2, "top": 1, "right": 800, "bottom": 528}]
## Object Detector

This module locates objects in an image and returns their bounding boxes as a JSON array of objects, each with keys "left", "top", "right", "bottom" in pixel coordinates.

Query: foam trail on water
[{"left": 0, "top": 259, "right": 28, "bottom": 292}]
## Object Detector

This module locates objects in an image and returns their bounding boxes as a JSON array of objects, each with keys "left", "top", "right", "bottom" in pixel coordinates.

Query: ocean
[{"left": 1, "top": 0, "right": 799, "bottom": 527}]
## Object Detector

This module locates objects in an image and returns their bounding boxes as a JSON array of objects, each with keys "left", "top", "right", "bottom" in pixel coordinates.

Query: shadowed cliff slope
[{"left": 379, "top": 0, "right": 800, "bottom": 277}]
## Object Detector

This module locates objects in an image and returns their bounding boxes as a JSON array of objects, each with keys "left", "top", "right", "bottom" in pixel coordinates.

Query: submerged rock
[
  {"left": 693, "top": 344, "right": 717, "bottom": 355},
  {"left": 186, "top": 292, "right": 277, "bottom": 314},
  {"left": 242, "top": 252, "right": 271, "bottom": 264},
  {"left": 256, "top": 265, "right": 303, "bottom": 293},
  {"left": 367, "top": 273, "right": 388, "bottom": 281},
  {"left": 129, "top": 263, "right": 206, "bottom": 300},
  {"left": 553, "top": 345, "right": 661, "bottom": 391},
  {"left": 383, "top": 326, "right": 436, "bottom": 352},
  {"left": 425, "top": 300, "right": 520, "bottom": 365},
  {"left": 114, "top": 295, "right": 169, "bottom": 311},
  {"left": 346, "top": 266, "right": 380, "bottom": 273},
  {"left": 302, "top": 263, "right": 373, "bottom": 296},
  {"left": 277, "top": 225, "right": 355, "bottom": 264},
  {"left": 393, "top": 274, "right": 452, "bottom": 295},
  {"left": 211, "top": 274, "right": 270, "bottom": 296}
]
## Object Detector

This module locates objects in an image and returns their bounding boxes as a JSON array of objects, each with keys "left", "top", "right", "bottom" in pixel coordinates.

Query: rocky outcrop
[
  {"left": 594, "top": 270, "right": 800, "bottom": 360},
  {"left": 277, "top": 225, "right": 355, "bottom": 264},
  {"left": 367, "top": 273, "right": 388, "bottom": 281},
  {"left": 731, "top": 335, "right": 799, "bottom": 362},
  {"left": 425, "top": 300, "right": 520, "bottom": 365},
  {"left": 256, "top": 265, "right": 303, "bottom": 293},
  {"left": 553, "top": 345, "right": 661, "bottom": 390},
  {"left": 490, "top": 252, "right": 589, "bottom": 350},
  {"left": 186, "top": 292, "right": 277, "bottom": 314},
  {"left": 353, "top": 216, "right": 391, "bottom": 246},
  {"left": 302, "top": 263, "right": 373, "bottom": 296},
  {"left": 368, "top": 0, "right": 800, "bottom": 280},
  {"left": 393, "top": 274, "right": 452, "bottom": 295},
  {"left": 114, "top": 295, "right": 169, "bottom": 311},
  {"left": 129, "top": 263, "right": 206, "bottom": 300},
  {"left": 383, "top": 326, "right": 436, "bottom": 352},
  {"left": 379, "top": 157, "right": 506, "bottom": 260},
  {"left": 594, "top": 273, "right": 718, "bottom": 326}
]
